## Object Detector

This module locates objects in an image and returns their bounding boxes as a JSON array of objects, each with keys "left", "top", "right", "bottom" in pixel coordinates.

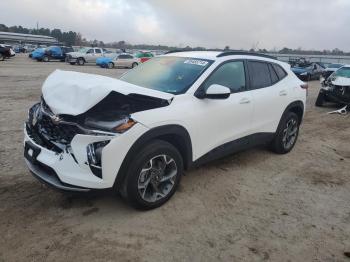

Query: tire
[
  {"left": 120, "top": 140, "right": 183, "bottom": 210},
  {"left": 270, "top": 112, "right": 300, "bottom": 154},
  {"left": 0, "top": 53, "right": 4, "bottom": 61},
  {"left": 132, "top": 62, "right": 138, "bottom": 68},
  {"left": 315, "top": 92, "right": 325, "bottom": 107},
  {"left": 107, "top": 62, "right": 114, "bottom": 69},
  {"left": 69, "top": 62, "right": 76, "bottom": 65},
  {"left": 42, "top": 56, "right": 49, "bottom": 62},
  {"left": 77, "top": 58, "right": 85, "bottom": 66}
]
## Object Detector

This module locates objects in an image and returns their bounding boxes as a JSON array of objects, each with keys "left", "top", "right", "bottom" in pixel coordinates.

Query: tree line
[{"left": 1, "top": 24, "right": 349, "bottom": 55}]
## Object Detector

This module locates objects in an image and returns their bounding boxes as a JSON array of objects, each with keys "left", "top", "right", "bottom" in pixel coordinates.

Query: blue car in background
[
  {"left": 32, "top": 46, "right": 74, "bottom": 62},
  {"left": 30, "top": 48, "right": 45, "bottom": 59},
  {"left": 96, "top": 56, "right": 115, "bottom": 68},
  {"left": 291, "top": 62, "right": 325, "bottom": 81},
  {"left": 96, "top": 53, "right": 140, "bottom": 69}
]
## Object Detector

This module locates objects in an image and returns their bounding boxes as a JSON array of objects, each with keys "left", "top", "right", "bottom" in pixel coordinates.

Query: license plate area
[{"left": 24, "top": 141, "right": 41, "bottom": 164}]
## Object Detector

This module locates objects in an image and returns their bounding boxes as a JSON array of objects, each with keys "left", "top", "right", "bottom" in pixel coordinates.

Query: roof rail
[
  {"left": 165, "top": 49, "right": 192, "bottom": 54},
  {"left": 217, "top": 51, "right": 277, "bottom": 60}
]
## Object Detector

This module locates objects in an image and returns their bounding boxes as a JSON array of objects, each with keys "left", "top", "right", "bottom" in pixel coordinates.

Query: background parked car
[
  {"left": 96, "top": 53, "right": 140, "bottom": 69},
  {"left": 291, "top": 62, "right": 325, "bottom": 81},
  {"left": 135, "top": 51, "right": 154, "bottom": 63},
  {"left": 0, "top": 45, "right": 12, "bottom": 61},
  {"left": 66, "top": 47, "right": 115, "bottom": 65},
  {"left": 321, "top": 63, "right": 344, "bottom": 80},
  {"left": 316, "top": 65, "right": 350, "bottom": 107},
  {"left": 30, "top": 48, "right": 46, "bottom": 59},
  {"left": 0, "top": 44, "right": 15, "bottom": 60},
  {"left": 33, "top": 46, "right": 74, "bottom": 62}
]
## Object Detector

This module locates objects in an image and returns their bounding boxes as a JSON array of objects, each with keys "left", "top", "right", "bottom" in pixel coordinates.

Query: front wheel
[
  {"left": 131, "top": 62, "right": 138, "bottom": 68},
  {"left": 120, "top": 140, "right": 183, "bottom": 210},
  {"left": 42, "top": 55, "right": 49, "bottom": 62},
  {"left": 77, "top": 58, "right": 85, "bottom": 66},
  {"left": 270, "top": 112, "right": 300, "bottom": 154}
]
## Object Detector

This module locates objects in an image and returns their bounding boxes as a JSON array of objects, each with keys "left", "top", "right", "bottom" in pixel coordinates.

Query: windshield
[
  {"left": 78, "top": 47, "right": 89, "bottom": 53},
  {"left": 120, "top": 56, "right": 213, "bottom": 94},
  {"left": 334, "top": 67, "right": 350, "bottom": 78},
  {"left": 328, "top": 64, "right": 343, "bottom": 69}
]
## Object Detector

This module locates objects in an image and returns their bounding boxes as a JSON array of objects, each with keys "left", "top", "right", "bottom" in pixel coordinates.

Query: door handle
[
  {"left": 239, "top": 98, "right": 251, "bottom": 104},
  {"left": 279, "top": 90, "right": 287, "bottom": 96}
]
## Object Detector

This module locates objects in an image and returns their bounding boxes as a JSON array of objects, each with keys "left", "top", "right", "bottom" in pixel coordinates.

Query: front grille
[
  {"left": 27, "top": 102, "right": 85, "bottom": 152},
  {"left": 38, "top": 114, "right": 82, "bottom": 144}
]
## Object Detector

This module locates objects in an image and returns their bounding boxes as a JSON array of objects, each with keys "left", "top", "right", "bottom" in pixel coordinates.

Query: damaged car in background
[
  {"left": 24, "top": 51, "right": 306, "bottom": 209},
  {"left": 316, "top": 65, "right": 350, "bottom": 107}
]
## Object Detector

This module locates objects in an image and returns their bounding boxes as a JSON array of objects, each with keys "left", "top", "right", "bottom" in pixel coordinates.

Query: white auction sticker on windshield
[{"left": 184, "top": 59, "right": 208, "bottom": 66}]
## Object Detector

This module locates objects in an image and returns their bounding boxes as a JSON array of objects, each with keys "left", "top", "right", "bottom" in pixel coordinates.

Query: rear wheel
[
  {"left": 132, "top": 62, "right": 138, "bottom": 68},
  {"left": 107, "top": 62, "right": 114, "bottom": 69},
  {"left": 120, "top": 140, "right": 183, "bottom": 210},
  {"left": 270, "top": 112, "right": 300, "bottom": 154},
  {"left": 315, "top": 92, "right": 325, "bottom": 107}
]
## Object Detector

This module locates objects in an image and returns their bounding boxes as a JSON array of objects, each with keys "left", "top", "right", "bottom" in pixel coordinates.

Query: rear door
[{"left": 247, "top": 60, "right": 290, "bottom": 134}]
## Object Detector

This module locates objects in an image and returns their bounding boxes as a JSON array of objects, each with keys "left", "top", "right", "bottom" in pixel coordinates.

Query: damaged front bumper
[
  {"left": 319, "top": 85, "right": 350, "bottom": 105},
  {"left": 24, "top": 103, "right": 149, "bottom": 191}
]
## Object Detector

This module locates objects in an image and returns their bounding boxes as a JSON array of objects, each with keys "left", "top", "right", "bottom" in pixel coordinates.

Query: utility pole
[{"left": 36, "top": 22, "right": 39, "bottom": 31}]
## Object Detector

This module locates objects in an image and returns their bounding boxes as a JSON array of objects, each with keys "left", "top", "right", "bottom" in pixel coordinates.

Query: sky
[{"left": 2, "top": 0, "right": 350, "bottom": 51}]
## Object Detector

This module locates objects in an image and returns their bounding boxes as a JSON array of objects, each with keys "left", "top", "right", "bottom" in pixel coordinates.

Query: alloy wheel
[
  {"left": 282, "top": 118, "right": 298, "bottom": 150},
  {"left": 137, "top": 154, "right": 178, "bottom": 203}
]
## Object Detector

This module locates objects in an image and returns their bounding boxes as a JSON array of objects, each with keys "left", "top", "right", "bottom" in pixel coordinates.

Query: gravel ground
[{"left": 0, "top": 54, "right": 349, "bottom": 262}]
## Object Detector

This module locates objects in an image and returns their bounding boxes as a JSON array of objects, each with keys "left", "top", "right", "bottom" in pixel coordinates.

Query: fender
[
  {"left": 113, "top": 124, "right": 193, "bottom": 189},
  {"left": 280, "top": 100, "right": 305, "bottom": 125}
]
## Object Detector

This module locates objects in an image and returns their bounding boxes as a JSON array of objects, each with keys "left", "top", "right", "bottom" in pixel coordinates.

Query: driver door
[{"left": 192, "top": 60, "right": 254, "bottom": 158}]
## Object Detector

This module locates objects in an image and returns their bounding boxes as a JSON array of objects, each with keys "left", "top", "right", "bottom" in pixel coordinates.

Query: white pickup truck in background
[{"left": 66, "top": 47, "right": 115, "bottom": 65}]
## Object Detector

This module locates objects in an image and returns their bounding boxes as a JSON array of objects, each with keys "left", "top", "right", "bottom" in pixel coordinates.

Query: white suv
[{"left": 24, "top": 51, "right": 307, "bottom": 209}]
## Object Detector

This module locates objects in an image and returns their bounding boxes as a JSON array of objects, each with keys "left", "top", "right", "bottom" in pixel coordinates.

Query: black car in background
[{"left": 0, "top": 45, "right": 12, "bottom": 61}]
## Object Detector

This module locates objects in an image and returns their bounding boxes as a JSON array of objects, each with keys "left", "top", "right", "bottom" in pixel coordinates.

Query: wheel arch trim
[{"left": 114, "top": 124, "right": 193, "bottom": 189}]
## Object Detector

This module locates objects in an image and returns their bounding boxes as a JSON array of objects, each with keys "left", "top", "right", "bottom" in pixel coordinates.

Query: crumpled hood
[
  {"left": 331, "top": 76, "right": 350, "bottom": 86},
  {"left": 42, "top": 70, "right": 174, "bottom": 116}
]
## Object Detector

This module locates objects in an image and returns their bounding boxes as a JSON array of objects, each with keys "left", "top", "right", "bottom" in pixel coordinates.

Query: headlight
[{"left": 84, "top": 117, "right": 136, "bottom": 133}]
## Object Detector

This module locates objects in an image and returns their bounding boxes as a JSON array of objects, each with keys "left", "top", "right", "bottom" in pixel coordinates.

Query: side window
[
  {"left": 272, "top": 64, "right": 287, "bottom": 80},
  {"left": 268, "top": 64, "right": 279, "bottom": 84},
  {"left": 118, "top": 55, "right": 127, "bottom": 59},
  {"left": 203, "top": 61, "right": 246, "bottom": 93},
  {"left": 126, "top": 55, "right": 133, "bottom": 59},
  {"left": 95, "top": 49, "right": 102, "bottom": 54},
  {"left": 247, "top": 61, "right": 272, "bottom": 89},
  {"left": 86, "top": 49, "right": 94, "bottom": 54}
]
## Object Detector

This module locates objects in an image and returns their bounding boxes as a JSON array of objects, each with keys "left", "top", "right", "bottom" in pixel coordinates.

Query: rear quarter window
[
  {"left": 247, "top": 61, "right": 272, "bottom": 89},
  {"left": 272, "top": 64, "right": 288, "bottom": 80}
]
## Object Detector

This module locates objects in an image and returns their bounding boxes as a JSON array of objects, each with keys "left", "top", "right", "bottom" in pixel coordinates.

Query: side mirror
[{"left": 204, "top": 84, "right": 231, "bottom": 99}]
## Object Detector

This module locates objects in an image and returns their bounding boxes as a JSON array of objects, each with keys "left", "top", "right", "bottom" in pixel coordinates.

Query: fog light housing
[{"left": 87, "top": 141, "right": 110, "bottom": 178}]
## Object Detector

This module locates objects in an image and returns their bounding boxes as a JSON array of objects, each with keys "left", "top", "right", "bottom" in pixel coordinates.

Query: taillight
[
  {"left": 300, "top": 83, "right": 308, "bottom": 96},
  {"left": 300, "top": 83, "right": 308, "bottom": 89}
]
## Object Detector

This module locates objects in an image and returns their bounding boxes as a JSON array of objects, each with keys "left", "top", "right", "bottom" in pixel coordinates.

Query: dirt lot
[{"left": 0, "top": 54, "right": 349, "bottom": 262}]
